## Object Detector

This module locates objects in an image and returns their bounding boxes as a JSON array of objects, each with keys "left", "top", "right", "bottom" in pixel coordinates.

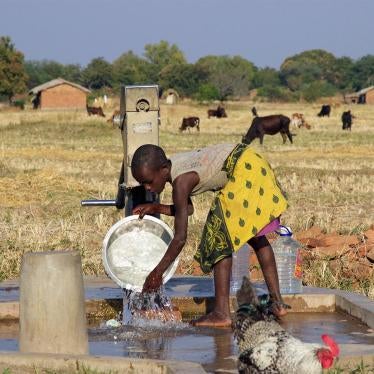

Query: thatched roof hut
[{"left": 162, "top": 88, "right": 180, "bottom": 104}]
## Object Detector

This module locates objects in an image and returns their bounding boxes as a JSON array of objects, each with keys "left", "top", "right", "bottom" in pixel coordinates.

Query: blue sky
[{"left": 1, "top": 0, "right": 374, "bottom": 68}]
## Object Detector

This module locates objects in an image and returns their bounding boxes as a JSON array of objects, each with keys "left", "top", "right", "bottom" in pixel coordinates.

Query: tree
[
  {"left": 144, "top": 40, "right": 186, "bottom": 68},
  {"left": 257, "top": 86, "right": 297, "bottom": 102},
  {"left": 280, "top": 49, "right": 339, "bottom": 91},
  {"left": 25, "top": 60, "right": 81, "bottom": 89},
  {"left": 301, "top": 81, "right": 337, "bottom": 102},
  {"left": 351, "top": 55, "right": 374, "bottom": 90},
  {"left": 195, "top": 83, "right": 220, "bottom": 102},
  {"left": 62, "top": 64, "right": 83, "bottom": 84},
  {"left": 253, "top": 67, "right": 281, "bottom": 88},
  {"left": 82, "top": 57, "right": 113, "bottom": 90},
  {"left": 143, "top": 40, "right": 186, "bottom": 81},
  {"left": 334, "top": 56, "right": 354, "bottom": 91},
  {"left": 0, "top": 36, "right": 28, "bottom": 102},
  {"left": 196, "top": 55, "right": 256, "bottom": 100},
  {"left": 25, "top": 60, "right": 48, "bottom": 89},
  {"left": 159, "top": 63, "right": 208, "bottom": 96},
  {"left": 112, "top": 51, "right": 151, "bottom": 87}
]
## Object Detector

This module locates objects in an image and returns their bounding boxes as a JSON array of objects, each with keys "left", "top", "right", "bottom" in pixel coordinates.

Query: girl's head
[{"left": 131, "top": 144, "right": 171, "bottom": 194}]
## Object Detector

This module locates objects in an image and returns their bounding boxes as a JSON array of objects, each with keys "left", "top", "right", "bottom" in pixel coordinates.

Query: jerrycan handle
[{"left": 275, "top": 225, "right": 293, "bottom": 236}]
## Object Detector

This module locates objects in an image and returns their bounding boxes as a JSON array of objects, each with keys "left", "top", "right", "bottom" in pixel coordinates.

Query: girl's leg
[
  {"left": 248, "top": 235, "right": 288, "bottom": 316},
  {"left": 191, "top": 256, "right": 232, "bottom": 327}
]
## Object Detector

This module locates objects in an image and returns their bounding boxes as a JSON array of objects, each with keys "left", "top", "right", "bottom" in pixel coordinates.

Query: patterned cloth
[{"left": 194, "top": 144, "right": 288, "bottom": 273}]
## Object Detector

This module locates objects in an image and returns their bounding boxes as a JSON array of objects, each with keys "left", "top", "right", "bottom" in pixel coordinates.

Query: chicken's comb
[{"left": 321, "top": 334, "right": 340, "bottom": 357}]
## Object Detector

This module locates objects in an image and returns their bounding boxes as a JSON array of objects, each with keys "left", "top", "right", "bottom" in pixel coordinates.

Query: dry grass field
[{"left": 0, "top": 100, "right": 373, "bottom": 296}]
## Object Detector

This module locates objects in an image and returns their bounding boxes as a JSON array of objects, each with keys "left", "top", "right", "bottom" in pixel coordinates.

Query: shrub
[
  {"left": 12, "top": 99, "right": 25, "bottom": 110},
  {"left": 257, "top": 85, "right": 298, "bottom": 102},
  {"left": 195, "top": 83, "right": 220, "bottom": 102},
  {"left": 301, "top": 81, "right": 337, "bottom": 102}
]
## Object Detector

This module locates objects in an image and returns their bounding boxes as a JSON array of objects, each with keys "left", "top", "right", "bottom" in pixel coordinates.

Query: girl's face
[{"left": 132, "top": 165, "right": 169, "bottom": 194}]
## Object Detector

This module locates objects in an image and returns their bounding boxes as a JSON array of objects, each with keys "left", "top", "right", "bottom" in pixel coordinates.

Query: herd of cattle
[
  {"left": 179, "top": 104, "right": 356, "bottom": 144},
  {"left": 86, "top": 103, "right": 356, "bottom": 145}
]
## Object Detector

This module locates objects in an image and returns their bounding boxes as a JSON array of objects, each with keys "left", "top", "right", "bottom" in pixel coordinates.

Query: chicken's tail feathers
[
  {"left": 321, "top": 334, "right": 340, "bottom": 357},
  {"left": 236, "top": 276, "right": 259, "bottom": 306}
]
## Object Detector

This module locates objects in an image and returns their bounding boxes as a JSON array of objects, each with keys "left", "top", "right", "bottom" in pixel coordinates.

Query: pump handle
[{"left": 81, "top": 200, "right": 117, "bottom": 207}]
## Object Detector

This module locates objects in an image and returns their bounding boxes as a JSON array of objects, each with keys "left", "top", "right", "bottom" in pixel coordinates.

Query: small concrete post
[{"left": 19, "top": 251, "right": 88, "bottom": 355}]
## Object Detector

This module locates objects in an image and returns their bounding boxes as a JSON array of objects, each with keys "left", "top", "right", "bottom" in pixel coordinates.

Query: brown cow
[
  {"left": 291, "top": 113, "right": 311, "bottom": 129},
  {"left": 207, "top": 105, "right": 227, "bottom": 118},
  {"left": 179, "top": 117, "right": 200, "bottom": 132},
  {"left": 242, "top": 115, "right": 293, "bottom": 145},
  {"left": 86, "top": 105, "right": 105, "bottom": 117}
]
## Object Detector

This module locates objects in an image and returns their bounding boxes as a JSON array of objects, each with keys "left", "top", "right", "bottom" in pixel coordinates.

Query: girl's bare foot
[
  {"left": 190, "top": 311, "right": 232, "bottom": 327},
  {"left": 272, "top": 305, "right": 288, "bottom": 317},
  {"left": 272, "top": 301, "right": 291, "bottom": 317}
]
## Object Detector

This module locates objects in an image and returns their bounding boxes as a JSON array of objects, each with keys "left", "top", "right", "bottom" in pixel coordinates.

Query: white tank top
[{"left": 170, "top": 143, "right": 235, "bottom": 196}]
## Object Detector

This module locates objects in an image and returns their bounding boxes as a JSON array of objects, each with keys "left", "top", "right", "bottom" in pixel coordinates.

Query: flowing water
[
  {"left": 121, "top": 287, "right": 188, "bottom": 328},
  {"left": 107, "top": 225, "right": 185, "bottom": 328}
]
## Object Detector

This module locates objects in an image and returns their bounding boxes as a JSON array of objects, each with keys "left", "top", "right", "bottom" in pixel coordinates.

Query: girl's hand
[
  {"left": 142, "top": 269, "right": 163, "bottom": 293},
  {"left": 132, "top": 203, "right": 157, "bottom": 218}
]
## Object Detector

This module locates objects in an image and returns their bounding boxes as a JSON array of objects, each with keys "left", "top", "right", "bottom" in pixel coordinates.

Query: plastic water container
[
  {"left": 272, "top": 226, "right": 303, "bottom": 294},
  {"left": 230, "top": 244, "right": 250, "bottom": 294}
]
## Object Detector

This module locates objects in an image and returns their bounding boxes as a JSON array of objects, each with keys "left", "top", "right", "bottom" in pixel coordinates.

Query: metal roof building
[{"left": 345, "top": 86, "right": 374, "bottom": 104}]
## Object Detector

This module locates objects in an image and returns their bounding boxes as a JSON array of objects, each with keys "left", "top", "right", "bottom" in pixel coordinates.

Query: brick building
[
  {"left": 29, "top": 78, "right": 90, "bottom": 110},
  {"left": 345, "top": 86, "right": 374, "bottom": 104}
]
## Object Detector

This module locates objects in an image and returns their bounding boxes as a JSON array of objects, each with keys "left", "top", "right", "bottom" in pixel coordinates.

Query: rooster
[{"left": 233, "top": 277, "right": 339, "bottom": 374}]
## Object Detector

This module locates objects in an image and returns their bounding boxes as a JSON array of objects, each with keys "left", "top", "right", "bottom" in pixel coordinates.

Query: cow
[
  {"left": 341, "top": 110, "right": 354, "bottom": 131},
  {"left": 291, "top": 113, "right": 311, "bottom": 129},
  {"left": 107, "top": 109, "right": 120, "bottom": 127},
  {"left": 86, "top": 105, "right": 105, "bottom": 117},
  {"left": 317, "top": 104, "right": 331, "bottom": 117},
  {"left": 242, "top": 115, "right": 293, "bottom": 145},
  {"left": 207, "top": 105, "right": 227, "bottom": 118},
  {"left": 179, "top": 117, "right": 200, "bottom": 132}
]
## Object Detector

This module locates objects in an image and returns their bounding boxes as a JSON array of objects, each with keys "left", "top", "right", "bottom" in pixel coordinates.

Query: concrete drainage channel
[
  {"left": 0, "top": 276, "right": 374, "bottom": 373},
  {"left": 0, "top": 352, "right": 205, "bottom": 374}
]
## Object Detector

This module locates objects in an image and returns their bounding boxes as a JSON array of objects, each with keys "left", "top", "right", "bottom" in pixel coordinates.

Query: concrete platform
[
  {"left": 0, "top": 275, "right": 373, "bottom": 372},
  {"left": 1, "top": 276, "right": 373, "bottom": 326}
]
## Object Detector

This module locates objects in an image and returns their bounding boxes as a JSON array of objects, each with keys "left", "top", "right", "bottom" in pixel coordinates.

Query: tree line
[{"left": 1, "top": 36, "right": 374, "bottom": 103}]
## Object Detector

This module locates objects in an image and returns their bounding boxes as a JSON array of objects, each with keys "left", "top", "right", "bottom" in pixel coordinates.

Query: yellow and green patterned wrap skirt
[{"left": 194, "top": 143, "right": 288, "bottom": 273}]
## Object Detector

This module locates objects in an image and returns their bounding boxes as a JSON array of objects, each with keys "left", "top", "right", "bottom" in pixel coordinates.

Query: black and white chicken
[{"left": 233, "top": 276, "right": 339, "bottom": 374}]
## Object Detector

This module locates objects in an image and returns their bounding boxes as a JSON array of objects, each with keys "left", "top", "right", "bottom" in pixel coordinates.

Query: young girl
[{"left": 131, "top": 143, "right": 289, "bottom": 327}]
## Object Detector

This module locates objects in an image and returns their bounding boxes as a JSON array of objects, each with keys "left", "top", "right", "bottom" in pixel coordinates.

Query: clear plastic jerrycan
[
  {"left": 272, "top": 225, "right": 303, "bottom": 294},
  {"left": 230, "top": 244, "right": 250, "bottom": 294}
]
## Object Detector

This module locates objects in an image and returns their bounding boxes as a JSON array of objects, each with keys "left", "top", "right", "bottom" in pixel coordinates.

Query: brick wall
[
  {"left": 40, "top": 84, "right": 87, "bottom": 109},
  {"left": 365, "top": 89, "right": 374, "bottom": 105}
]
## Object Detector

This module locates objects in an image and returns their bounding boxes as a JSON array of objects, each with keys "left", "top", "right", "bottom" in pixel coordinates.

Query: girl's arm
[{"left": 141, "top": 172, "right": 199, "bottom": 292}]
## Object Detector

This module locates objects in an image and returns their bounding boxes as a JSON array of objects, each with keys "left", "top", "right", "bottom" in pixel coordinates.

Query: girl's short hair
[{"left": 131, "top": 144, "right": 168, "bottom": 172}]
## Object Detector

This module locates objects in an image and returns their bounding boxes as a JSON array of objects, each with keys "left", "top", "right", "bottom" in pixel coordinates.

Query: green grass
[{"left": 328, "top": 360, "right": 374, "bottom": 373}]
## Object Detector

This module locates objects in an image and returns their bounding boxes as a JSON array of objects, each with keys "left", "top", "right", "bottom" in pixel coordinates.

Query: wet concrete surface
[
  {"left": 1, "top": 276, "right": 374, "bottom": 372},
  {"left": 0, "top": 311, "right": 373, "bottom": 373}
]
